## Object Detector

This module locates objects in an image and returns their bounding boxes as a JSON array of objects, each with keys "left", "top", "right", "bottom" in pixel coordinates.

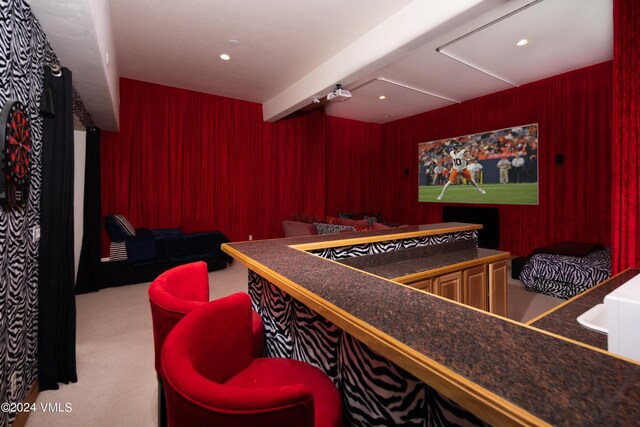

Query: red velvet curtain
[
  {"left": 102, "top": 80, "right": 262, "bottom": 247},
  {"left": 103, "top": 64, "right": 614, "bottom": 259},
  {"left": 101, "top": 79, "right": 326, "bottom": 255},
  {"left": 325, "top": 117, "right": 382, "bottom": 216},
  {"left": 612, "top": 0, "right": 640, "bottom": 273},
  {"left": 254, "top": 110, "right": 327, "bottom": 240},
  {"left": 380, "top": 62, "right": 613, "bottom": 256}
]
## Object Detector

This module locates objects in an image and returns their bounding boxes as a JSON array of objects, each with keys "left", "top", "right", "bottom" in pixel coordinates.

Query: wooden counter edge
[
  {"left": 522, "top": 268, "right": 640, "bottom": 366},
  {"left": 393, "top": 251, "right": 511, "bottom": 283},
  {"left": 292, "top": 223, "right": 482, "bottom": 252},
  {"left": 524, "top": 268, "right": 637, "bottom": 326},
  {"left": 222, "top": 243, "right": 550, "bottom": 427}
]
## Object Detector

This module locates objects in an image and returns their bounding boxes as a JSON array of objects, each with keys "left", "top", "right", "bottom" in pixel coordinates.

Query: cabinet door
[
  {"left": 489, "top": 261, "right": 508, "bottom": 316},
  {"left": 409, "top": 278, "right": 433, "bottom": 293},
  {"left": 463, "top": 265, "right": 487, "bottom": 311},
  {"left": 434, "top": 271, "right": 462, "bottom": 302}
]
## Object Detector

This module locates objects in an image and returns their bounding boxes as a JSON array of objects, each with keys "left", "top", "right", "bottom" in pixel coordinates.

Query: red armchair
[
  {"left": 161, "top": 292, "right": 343, "bottom": 427},
  {"left": 148, "top": 262, "right": 264, "bottom": 426}
]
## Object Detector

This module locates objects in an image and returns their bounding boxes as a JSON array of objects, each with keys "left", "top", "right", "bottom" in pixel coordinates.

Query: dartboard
[{"left": 0, "top": 100, "right": 31, "bottom": 205}]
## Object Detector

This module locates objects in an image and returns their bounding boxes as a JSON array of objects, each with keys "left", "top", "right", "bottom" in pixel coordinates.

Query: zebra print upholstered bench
[{"left": 518, "top": 242, "right": 611, "bottom": 299}]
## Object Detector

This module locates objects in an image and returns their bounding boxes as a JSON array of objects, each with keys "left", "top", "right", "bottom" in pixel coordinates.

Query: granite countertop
[
  {"left": 223, "top": 224, "right": 640, "bottom": 426},
  {"left": 530, "top": 269, "right": 640, "bottom": 350},
  {"left": 358, "top": 247, "right": 507, "bottom": 279}
]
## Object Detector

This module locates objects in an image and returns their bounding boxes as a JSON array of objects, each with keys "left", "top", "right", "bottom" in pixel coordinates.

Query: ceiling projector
[{"left": 327, "top": 84, "right": 351, "bottom": 102}]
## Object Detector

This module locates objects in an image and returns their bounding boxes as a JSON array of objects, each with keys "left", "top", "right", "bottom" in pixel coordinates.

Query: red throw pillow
[
  {"left": 325, "top": 216, "right": 341, "bottom": 225},
  {"left": 181, "top": 222, "right": 218, "bottom": 234},
  {"left": 354, "top": 224, "right": 374, "bottom": 231}
]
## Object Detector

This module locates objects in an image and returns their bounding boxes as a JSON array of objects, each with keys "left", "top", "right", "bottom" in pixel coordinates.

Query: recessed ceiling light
[
  {"left": 378, "top": 95, "right": 386, "bottom": 100},
  {"left": 220, "top": 53, "right": 231, "bottom": 61},
  {"left": 516, "top": 39, "right": 529, "bottom": 47}
]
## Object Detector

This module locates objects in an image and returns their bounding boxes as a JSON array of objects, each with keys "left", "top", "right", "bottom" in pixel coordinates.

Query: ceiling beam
[{"left": 261, "top": 0, "right": 488, "bottom": 122}]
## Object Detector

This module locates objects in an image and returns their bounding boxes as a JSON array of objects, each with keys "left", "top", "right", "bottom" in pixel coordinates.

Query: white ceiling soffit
[
  {"left": 262, "top": 0, "right": 493, "bottom": 122},
  {"left": 326, "top": 0, "right": 613, "bottom": 124},
  {"left": 27, "top": 0, "right": 119, "bottom": 131},
  {"left": 438, "top": 0, "right": 613, "bottom": 87},
  {"left": 324, "top": 78, "right": 458, "bottom": 124}
]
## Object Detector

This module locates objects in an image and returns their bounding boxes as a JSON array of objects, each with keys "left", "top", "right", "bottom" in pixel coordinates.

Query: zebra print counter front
[
  {"left": 248, "top": 271, "right": 486, "bottom": 427},
  {"left": 311, "top": 230, "right": 477, "bottom": 261}
]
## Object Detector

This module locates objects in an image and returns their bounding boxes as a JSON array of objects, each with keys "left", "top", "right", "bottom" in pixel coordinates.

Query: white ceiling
[{"left": 27, "top": 0, "right": 612, "bottom": 131}]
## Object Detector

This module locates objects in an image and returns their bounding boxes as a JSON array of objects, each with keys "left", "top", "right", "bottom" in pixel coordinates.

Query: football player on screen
[{"left": 437, "top": 142, "right": 486, "bottom": 200}]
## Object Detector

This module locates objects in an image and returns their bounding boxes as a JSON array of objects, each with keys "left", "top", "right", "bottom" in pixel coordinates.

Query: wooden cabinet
[
  {"left": 489, "top": 261, "right": 508, "bottom": 317},
  {"left": 402, "top": 260, "right": 506, "bottom": 315},
  {"left": 463, "top": 265, "right": 487, "bottom": 311},
  {"left": 434, "top": 272, "right": 462, "bottom": 302},
  {"left": 409, "top": 278, "right": 433, "bottom": 293}
]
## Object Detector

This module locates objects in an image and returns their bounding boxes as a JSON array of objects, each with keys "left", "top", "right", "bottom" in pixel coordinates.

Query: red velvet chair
[
  {"left": 161, "top": 292, "right": 343, "bottom": 427},
  {"left": 148, "top": 262, "right": 264, "bottom": 426}
]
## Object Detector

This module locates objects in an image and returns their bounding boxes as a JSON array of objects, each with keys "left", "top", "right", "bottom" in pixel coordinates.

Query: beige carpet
[
  {"left": 25, "top": 260, "right": 561, "bottom": 427},
  {"left": 507, "top": 278, "right": 564, "bottom": 323},
  {"left": 26, "top": 262, "right": 249, "bottom": 427}
]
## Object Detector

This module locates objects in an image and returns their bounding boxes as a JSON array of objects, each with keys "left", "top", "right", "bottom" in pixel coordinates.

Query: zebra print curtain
[
  {"left": 38, "top": 66, "right": 77, "bottom": 390},
  {"left": 0, "top": 1, "right": 53, "bottom": 423}
]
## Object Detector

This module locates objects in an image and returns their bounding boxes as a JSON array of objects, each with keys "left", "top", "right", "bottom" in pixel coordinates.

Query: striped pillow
[
  {"left": 113, "top": 214, "right": 136, "bottom": 237},
  {"left": 354, "top": 224, "right": 374, "bottom": 231},
  {"left": 104, "top": 214, "right": 136, "bottom": 242},
  {"left": 109, "top": 242, "right": 128, "bottom": 261},
  {"left": 324, "top": 216, "right": 342, "bottom": 225}
]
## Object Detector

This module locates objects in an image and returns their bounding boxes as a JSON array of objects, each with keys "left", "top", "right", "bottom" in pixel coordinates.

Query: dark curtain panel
[
  {"left": 612, "top": 0, "right": 640, "bottom": 273},
  {"left": 38, "top": 66, "right": 77, "bottom": 390},
  {"left": 75, "top": 128, "right": 102, "bottom": 294}
]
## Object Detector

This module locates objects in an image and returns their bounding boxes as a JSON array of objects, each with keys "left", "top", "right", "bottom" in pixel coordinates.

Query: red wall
[
  {"left": 378, "top": 61, "right": 612, "bottom": 256},
  {"left": 102, "top": 62, "right": 612, "bottom": 257}
]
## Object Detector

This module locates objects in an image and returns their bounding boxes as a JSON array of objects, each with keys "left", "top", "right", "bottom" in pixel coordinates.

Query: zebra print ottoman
[{"left": 518, "top": 248, "right": 611, "bottom": 299}]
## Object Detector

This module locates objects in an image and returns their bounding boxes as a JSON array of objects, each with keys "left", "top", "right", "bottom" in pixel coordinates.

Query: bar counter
[
  {"left": 528, "top": 268, "right": 640, "bottom": 351},
  {"left": 222, "top": 223, "right": 640, "bottom": 427}
]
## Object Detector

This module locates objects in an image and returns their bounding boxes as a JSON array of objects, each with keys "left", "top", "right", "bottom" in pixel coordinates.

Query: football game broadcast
[{"left": 418, "top": 124, "right": 539, "bottom": 205}]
